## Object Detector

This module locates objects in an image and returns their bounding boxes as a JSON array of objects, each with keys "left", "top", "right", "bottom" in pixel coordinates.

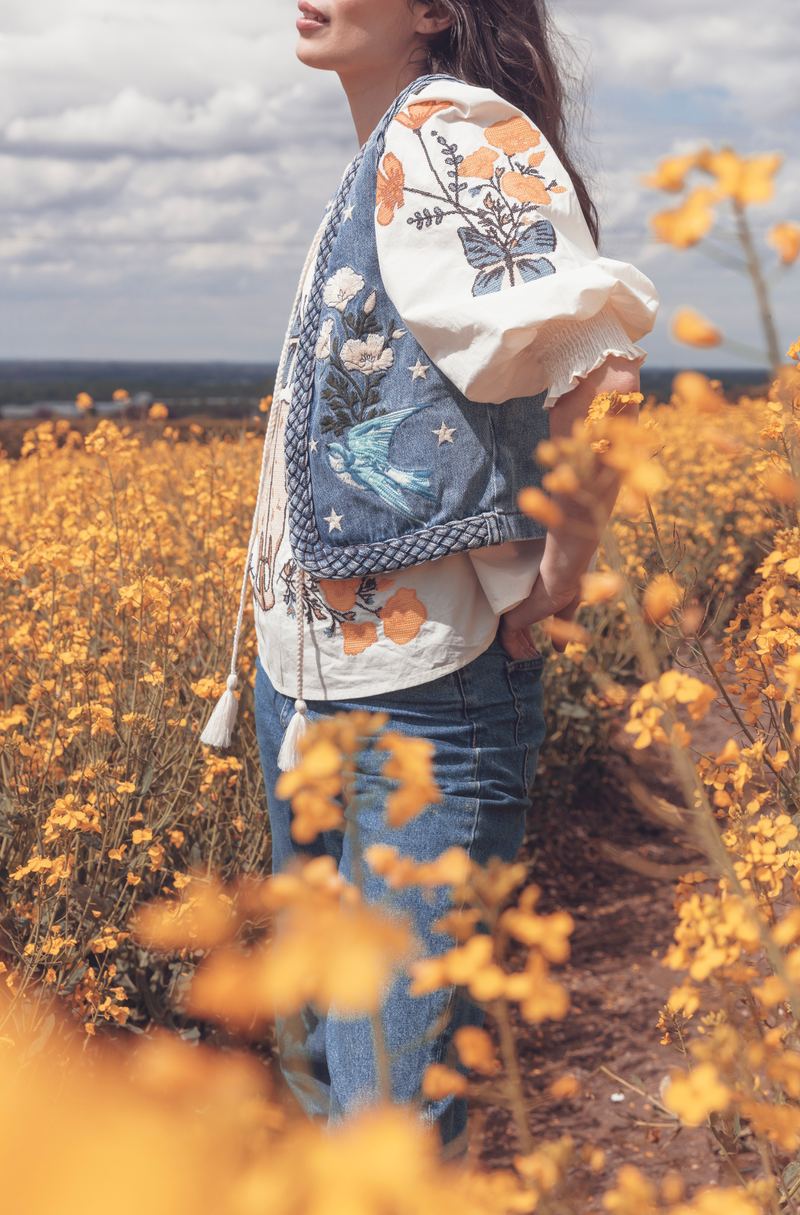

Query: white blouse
[{"left": 254, "top": 80, "right": 657, "bottom": 702}]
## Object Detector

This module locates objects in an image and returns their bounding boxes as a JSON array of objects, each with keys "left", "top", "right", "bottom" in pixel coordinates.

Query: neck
[{"left": 339, "top": 60, "right": 425, "bottom": 146}]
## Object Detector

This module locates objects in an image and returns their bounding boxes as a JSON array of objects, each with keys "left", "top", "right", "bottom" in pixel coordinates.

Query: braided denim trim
[{"left": 285, "top": 74, "right": 480, "bottom": 579}]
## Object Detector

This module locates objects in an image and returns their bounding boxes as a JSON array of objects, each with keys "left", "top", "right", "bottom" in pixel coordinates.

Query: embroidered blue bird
[{"left": 325, "top": 406, "right": 436, "bottom": 524}]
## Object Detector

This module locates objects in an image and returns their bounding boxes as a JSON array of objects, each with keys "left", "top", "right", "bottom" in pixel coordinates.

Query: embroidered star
[
  {"left": 433, "top": 421, "right": 456, "bottom": 445},
  {"left": 342, "top": 203, "right": 355, "bottom": 222},
  {"left": 324, "top": 509, "right": 343, "bottom": 533},
  {"left": 408, "top": 357, "right": 430, "bottom": 380},
  {"left": 309, "top": 437, "right": 318, "bottom": 453}
]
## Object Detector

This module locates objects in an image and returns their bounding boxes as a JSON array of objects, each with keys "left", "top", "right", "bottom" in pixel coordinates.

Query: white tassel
[
  {"left": 200, "top": 674, "right": 240, "bottom": 748},
  {"left": 277, "top": 698, "right": 308, "bottom": 771}
]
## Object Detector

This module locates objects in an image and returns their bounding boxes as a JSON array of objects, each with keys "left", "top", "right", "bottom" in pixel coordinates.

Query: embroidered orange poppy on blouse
[
  {"left": 341, "top": 621, "right": 379, "bottom": 655},
  {"left": 395, "top": 100, "right": 451, "bottom": 130},
  {"left": 376, "top": 152, "right": 405, "bottom": 226},
  {"left": 459, "top": 146, "right": 499, "bottom": 180},
  {"left": 319, "top": 577, "right": 362, "bottom": 612},
  {"left": 379, "top": 588, "right": 427, "bottom": 646},
  {"left": 501, "top": 172, "right": 552, "bottom": 206},
  {"left": 484, "top": 116, "right": 541, "bottom": 155}
]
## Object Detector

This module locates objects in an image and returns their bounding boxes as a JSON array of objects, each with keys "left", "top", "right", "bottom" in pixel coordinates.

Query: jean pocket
[{"left": 504, "top": 654, "right": 544, "bottom": 676}]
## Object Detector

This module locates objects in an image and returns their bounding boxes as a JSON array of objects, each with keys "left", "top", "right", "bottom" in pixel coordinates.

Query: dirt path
[{"left": 475, "top": 713, "right": 747, "bottom": 1192}]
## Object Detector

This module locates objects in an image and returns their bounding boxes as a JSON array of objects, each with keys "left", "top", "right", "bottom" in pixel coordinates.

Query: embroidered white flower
[
  {"left": 323, "top": 266, "right": 365, "bottom": 312},
  {"left": 362, "top": 290, "right": 377, "bottom": 315},
  {"left": 315, "top": 318, "right": 334, "bottom": 361},
  {"left": 340, "top": 335, "right": 395, "bottom": 375}
]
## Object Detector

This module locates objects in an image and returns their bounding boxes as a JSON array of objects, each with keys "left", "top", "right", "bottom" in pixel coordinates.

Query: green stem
[
  {"left": 491, "top": 996, "right": 533, "bottom": 1155},
  {"left": 733, "top": 200, "right": 782, "bottom": 374}
]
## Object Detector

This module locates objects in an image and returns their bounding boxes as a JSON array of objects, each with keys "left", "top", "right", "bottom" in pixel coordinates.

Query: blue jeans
[{"left": 254, "top": 637, "right": 545, "bottom": 1155}]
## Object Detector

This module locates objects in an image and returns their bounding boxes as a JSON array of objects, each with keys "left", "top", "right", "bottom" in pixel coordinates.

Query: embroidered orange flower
[
  {"left": 485, "top": 116, "right": 541, "bottom": 155},
  {"left": 528, "top": 150, "right": 545, "bottom": 168},
  {"left": 380, "top": 588, "right": 427, "bottom": 646},
  {"left": 501, "top": 172, "right": 551, "bottom": 206},
  {"left": 376, "top": 152, "right": 405, "bottom": 227},
  {"left": 320, "top": 578, "right": 361, "bottom": 613},
  {"left": 459, "top": 147, "right": 498, "bottom": 180},
  {"left": 394, "top": 100, "right": 451, "bottom": 130},
  {"left": 341, "top": 621, "right": 379, "bottom": 655}
]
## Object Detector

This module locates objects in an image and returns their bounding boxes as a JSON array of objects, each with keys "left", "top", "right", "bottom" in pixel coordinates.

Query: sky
[{"left": 0, "top": 0, "right": 797, "bottom": 368}]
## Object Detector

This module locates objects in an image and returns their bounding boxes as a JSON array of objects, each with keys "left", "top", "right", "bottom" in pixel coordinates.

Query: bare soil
[{"left": 474, "top": 680, "right": 757, "bottom": 1195}]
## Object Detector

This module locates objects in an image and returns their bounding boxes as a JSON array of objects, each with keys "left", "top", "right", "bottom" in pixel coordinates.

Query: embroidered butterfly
[{"left": 457, "top": 220, "right": 557, "bottom": 296}]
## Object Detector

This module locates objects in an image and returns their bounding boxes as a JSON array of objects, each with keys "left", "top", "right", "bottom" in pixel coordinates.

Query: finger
[
  {"left": 553, "top": 591, "right": 583, "bottom": 621},
  {"left": 499, "top": 625, "right": 535, "bottom": 661}
]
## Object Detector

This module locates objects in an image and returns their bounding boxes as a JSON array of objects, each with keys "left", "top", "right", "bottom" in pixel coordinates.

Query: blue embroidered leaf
[
  {"left": 516, "top": 257, "right": 556, "bottom": 284},
  {"left": 512, "top": 220, "right": 557, "bottom": 257},
  {"left": 472, "top": 265, "right": 506, "bottom": 296},
  {"left": 458, "top": 227, "right": 506, "bottom": 270},
  {"left": 468, "top": 186, "right": 483, "bottom": 197}
]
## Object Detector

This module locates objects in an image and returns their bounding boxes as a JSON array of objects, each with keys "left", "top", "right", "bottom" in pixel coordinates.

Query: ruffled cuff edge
[{"left": 537, "top": 303, "right": 646, "bottom": 410}]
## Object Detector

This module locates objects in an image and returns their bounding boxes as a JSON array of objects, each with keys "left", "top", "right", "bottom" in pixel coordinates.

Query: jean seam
[{"left": 427, "top": 665, "right": 482, "bottom": 1077}]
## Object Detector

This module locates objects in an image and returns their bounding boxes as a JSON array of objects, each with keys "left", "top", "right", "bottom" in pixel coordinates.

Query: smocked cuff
[{"left": 536, "top": 303, "right": 646, "bottom": 409}]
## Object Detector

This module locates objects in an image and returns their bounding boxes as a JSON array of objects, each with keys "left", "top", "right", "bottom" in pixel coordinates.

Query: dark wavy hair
[{"left": 417, "top": 0, "right": 599, "bottom": 246}]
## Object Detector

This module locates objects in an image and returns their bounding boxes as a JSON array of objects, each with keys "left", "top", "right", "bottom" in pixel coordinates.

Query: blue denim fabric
[
  {"left": 282, "top": 73, "right": 551, "bottom": 581},
  {"left": 254, "top": 637, "right": 545, "bottom": 1153}
]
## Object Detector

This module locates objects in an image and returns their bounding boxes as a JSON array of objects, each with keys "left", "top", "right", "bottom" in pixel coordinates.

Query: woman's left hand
[{"left": 499, "top": 586, "right": 583, "bottom": 660}]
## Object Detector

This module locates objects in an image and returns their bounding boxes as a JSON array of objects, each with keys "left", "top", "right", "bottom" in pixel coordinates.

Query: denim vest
[{"left": 285, "top": 75, "right": 550, "bottom": 579}]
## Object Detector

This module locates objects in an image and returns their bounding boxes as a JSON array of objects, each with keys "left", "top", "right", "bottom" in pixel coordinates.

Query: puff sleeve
[{"left": 374, "top": 80, "right": 658, "bottom": 407}]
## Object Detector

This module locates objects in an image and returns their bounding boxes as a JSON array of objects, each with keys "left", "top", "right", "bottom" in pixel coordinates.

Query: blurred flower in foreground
[
  {"left": 698, "top": 148, "right": 782, "bottom": 206},
  {"left": 670, "top": 371, "right": 726, "bottom": 416},
  {"left": 275, "top": 711, "right": 437, "bottom": 842},
  {"left": 148, "top": 402, "right": 169, "bottom": 421},
  {"left": 75, "top": 391, "right": 93, "bottom": 413},
  {"left": 0, "top": 1002, "right": 540, "bottom": 1215},
  {"left": 112, "top": 388, "right": 130, "bottom": 403},
  {"left": 603, "top": 1165, "right": 759, "bottom": 1215},
  {"left": 651, "top": 187, "right": 716, "bottom": 248},
  {"left": 648, "top": 147, "right": 784, "bottom": 254},
  {"left": 138, "top": 857, "right": 415, "bottom": 1027},
  {"left": 671, "top": 308, "right": 722, "bottom": 348},
  {"left": 643, "top": 152, "right": 701, "bottom": 194},
  {"left": 663, "top": 1062, "right": 733, "bottom": 1126},
  {"left": 768, "top": 221, "right": 800, "bottom": 266}
]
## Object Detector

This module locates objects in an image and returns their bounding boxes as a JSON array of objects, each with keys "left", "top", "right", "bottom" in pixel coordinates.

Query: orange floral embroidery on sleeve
[
  {"left": 341, "top": 621, "right": 379, "bottom": 655},
  {"left": 459, "top": 147, "right": 499, "bottom": 180},
  {"left": 394, "top": 100, "right": 451, "bottom": 130},
  {"left": 484, "top": 116, "right": 541, "bottom": 155},
  {"left": 376, "top": 152, "right": 405, "bottom": 226},
  {"left": 528, "top": 150, "right": 545, "bottom": 168},
  {"left": 501, "top": 173, "right": 551, "bottom": 206},
  {"left": 380, "top": 588, "right": 427, "bottom": 646}
]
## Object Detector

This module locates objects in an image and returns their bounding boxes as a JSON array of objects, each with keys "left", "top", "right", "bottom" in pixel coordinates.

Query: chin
[{"left": 295, "top": 36, "right": 336, "bottom": 70}]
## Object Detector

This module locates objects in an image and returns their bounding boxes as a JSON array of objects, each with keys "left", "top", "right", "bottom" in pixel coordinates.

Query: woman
[{"left": 205, "top": 0, "right": 657, "bottom": 1155}]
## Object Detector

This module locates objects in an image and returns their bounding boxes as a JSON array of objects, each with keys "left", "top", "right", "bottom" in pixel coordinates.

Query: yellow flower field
[{"left": 1, "top": 139, "right": 800, "bottom": 1212}]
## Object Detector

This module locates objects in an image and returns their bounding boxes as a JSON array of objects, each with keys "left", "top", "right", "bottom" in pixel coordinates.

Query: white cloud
[{"left": 0, "top": 0, "right": 797, "bottom": 364}]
